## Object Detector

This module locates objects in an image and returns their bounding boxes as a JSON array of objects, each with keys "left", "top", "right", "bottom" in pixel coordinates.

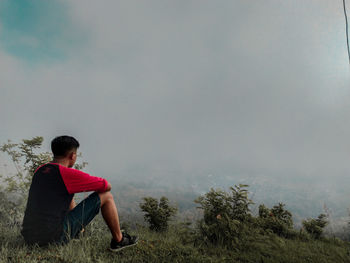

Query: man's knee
[{"left": 98, "top": 191, "right": 114, "bottom": 205}]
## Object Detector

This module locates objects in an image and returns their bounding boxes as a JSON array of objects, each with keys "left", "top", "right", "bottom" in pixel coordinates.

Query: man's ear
[{"left": 68, "top": 151, "right": 74, "bottom": 160}]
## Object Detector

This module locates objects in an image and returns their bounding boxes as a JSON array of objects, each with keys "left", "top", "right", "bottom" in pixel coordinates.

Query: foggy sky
[{"left": 0, "top": 0, "right": 349, "bottom": 183}]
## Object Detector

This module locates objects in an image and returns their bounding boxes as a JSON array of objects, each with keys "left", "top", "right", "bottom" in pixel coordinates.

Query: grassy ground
[{"left": 1, "top": 216, "right": 350, "bottom": 263}]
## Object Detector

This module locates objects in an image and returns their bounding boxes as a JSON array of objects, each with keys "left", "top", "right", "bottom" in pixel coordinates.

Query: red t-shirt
[{"left": 34, "top": 163, "right": 109, "bottom": 194}]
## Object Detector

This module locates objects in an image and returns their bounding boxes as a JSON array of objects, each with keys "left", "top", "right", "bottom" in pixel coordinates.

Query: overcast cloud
[{"left": 0, "top": 0, "right": 349, "bottom": 185}]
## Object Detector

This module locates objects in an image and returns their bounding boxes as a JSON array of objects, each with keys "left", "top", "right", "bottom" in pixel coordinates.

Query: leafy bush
[
  {"left": 140, "top": 196, "right": 177, "bottom": 231},
  {"left": 258, "top": 203, "right": 294, "bottom": 237},
  {"left": 194, "top": 184, "right": 254, "bottom": 247},
  {"left": 0, "top": 137, "right": 52, "bottom": 194},
  {"left": 195, "top": 184, "right": 253, "bottom": 223},
  {"left": 302, "top": 214, "right": 328, "bottom": 239}
]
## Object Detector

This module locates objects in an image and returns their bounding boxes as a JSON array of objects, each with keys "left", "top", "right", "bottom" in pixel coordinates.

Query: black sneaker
[{"left": 109, "top": 232, "right": 139, "bottom": 252}]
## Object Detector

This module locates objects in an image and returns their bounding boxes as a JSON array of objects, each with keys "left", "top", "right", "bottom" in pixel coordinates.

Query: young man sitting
[{"left": 21, "top": 135, "right": 138, "bottom": 251}]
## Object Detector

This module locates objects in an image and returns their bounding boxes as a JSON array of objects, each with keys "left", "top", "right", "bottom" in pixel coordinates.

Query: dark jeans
[{"left": 60, "top": 192, "right": 101, "bottom": 243}]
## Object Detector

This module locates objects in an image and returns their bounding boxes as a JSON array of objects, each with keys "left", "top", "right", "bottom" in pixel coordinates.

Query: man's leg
[
  {"left": 99, "top": 192, "right": 138, "bottom": 251},
  {"left": 98, "top": 192, "right": 123, "bottom": 242},
  {"left": 61, "top": 192, "right": 101, "bottom": 243}
]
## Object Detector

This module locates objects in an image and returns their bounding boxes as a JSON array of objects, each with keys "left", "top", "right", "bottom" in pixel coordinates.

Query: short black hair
[{"left": 51, "top": 135, "right": 80, "bottom": 157}]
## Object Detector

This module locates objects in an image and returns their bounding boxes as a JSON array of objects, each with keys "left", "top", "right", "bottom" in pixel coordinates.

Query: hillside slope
[{"left": 1, "top": 216, "right": 350, "bottom": 263}]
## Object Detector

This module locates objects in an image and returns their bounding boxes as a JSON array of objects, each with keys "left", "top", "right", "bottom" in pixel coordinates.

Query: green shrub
[
  {"left": 0, "top": 137, "right": 52, "bottom": 194},
  {"left": 195, "top": 184, "right": 253, "bottom": 223},
  {"left": 194, "top": 184, "right": 254, "bottom": 248},
  {"left": 302, "top": 214, "right": 328, "bottom": 239},
  {"left": 258, "top": 203, "right": 294, "bottom": 237},
  {"left": 140, "top": 196, "right": 177, "bottom": 232}
]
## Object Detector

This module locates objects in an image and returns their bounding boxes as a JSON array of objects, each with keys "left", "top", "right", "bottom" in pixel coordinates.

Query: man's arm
[{"left": 59, "top": 165, "right": 109, "bottom": 194}]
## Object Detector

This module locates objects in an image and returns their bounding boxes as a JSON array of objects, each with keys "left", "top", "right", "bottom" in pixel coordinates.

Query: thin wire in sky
[{"left": 343, "top": 0, "right": 350, "bottom": 65}]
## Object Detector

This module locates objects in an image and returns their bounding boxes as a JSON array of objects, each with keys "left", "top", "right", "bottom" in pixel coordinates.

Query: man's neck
[{"left": 51, "top": 158, "right": 70, "bottom": 168}]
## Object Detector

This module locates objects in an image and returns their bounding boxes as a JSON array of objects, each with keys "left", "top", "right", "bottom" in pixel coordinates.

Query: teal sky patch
[{"left": 0, "top": 0, "right": 83, "bottom": 63}]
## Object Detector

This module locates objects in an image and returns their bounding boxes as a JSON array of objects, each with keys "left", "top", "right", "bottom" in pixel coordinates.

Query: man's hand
[
  {"left": 105, "top": 182, "right": 112, "bottom": 192},
  {"left": 69, "top": 199, "right": 76, "bottom": 211}
]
